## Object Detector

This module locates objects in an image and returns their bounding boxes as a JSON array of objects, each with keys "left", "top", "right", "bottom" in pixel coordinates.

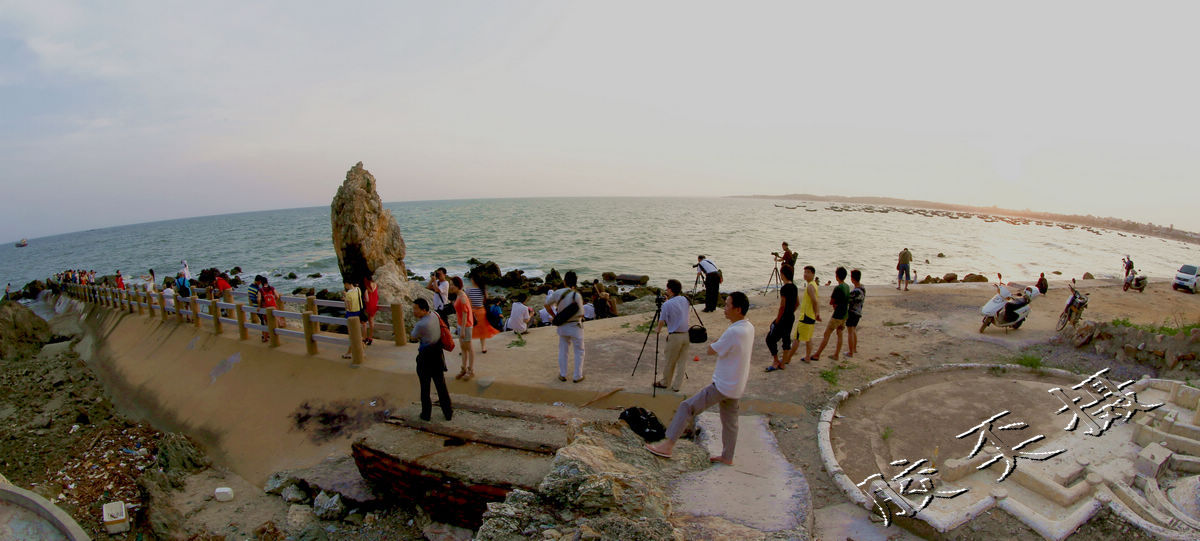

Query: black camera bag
[
  {"left": 619, "top": 406, "right": 666, "bottom": 442},
  {"left": 688, "top": 302, "right": 708, "bottom": 343}
]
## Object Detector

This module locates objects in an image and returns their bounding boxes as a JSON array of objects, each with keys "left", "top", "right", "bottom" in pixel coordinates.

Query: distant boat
[{"left": 14, "top": 239, "right": 28, "bottom": 248}]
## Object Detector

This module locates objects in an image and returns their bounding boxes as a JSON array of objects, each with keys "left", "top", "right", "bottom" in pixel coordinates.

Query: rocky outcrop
[
  {"left": 962, "top": 273, "right": 989, "bottom": 283},
  {"left": 0, "top": 301, "right": 51, "bottom": 359},
  {"left": 1082, "top": 272, "right": 1095, "bottom": 280},
  {"left": 942, "top": 273, "right": 958, "bottom": 283},
  {"left": 330, "top": 162, "right": 410, "bottom": 305}
]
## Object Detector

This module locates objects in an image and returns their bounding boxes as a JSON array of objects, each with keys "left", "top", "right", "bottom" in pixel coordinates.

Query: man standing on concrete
[
  {"left": 654, "top": 279, "right": 691, "bottom": 392},
  {"left": 411, "top": 299, "right": 452, "bottom": 422},
  {"left": 427, "top": 267, "right": 451, "bottom": 319},
  {"left": 897, "top": 248, "right": 913, "bottom": 291},
  {"left": 645, "top": 292, "right": 754, "bottom": 465},
  {"left": 696, "top": 255, "right": 722, "bottom": 312},
  {"left": 545, "top": 271, "right": 586, "bottom": 383}
]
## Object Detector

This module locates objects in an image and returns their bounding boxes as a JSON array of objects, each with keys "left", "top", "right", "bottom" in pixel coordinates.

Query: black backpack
[
  {"left": 619, "top": 406, "right": 666, "bottom": 442},
  {"left": 551, "top": 291, "right": 580, "bottom": 326}
]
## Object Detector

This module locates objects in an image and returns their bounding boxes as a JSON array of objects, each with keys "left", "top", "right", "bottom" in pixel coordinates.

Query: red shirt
[
  {"left": 115, "top": 276, "right": 125, "bottom": 290},
  {"left": 215, "top": 277, "right": 232, "bottom": 292},
  {"left": 365, "top": 285, "right": 379, "bottom": 316}
]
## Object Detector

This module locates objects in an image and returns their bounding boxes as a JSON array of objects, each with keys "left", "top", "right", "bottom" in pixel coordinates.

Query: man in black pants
[
  {"left": 765, "top": 265, "right": 798, "bottom": 372},
  {"left": 696, "top": 255, "right": 721, "bottom": 312},
  {"left": 411, "top": 299, "right": 452, "bottom": 421}
]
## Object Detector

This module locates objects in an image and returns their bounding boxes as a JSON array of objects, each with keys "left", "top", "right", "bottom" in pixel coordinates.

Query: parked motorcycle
[
  {"left": 980, "top": 275, "right": 1039, "bottom": 333},
  {"left": 1057, "top": 278, "right": 1088, "bottom": 331},
  {"left": 1124, "top": 269, "right": 1147, "bottom": 292}
]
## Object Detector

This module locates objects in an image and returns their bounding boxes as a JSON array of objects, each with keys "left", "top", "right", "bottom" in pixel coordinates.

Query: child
[{"left": 847, "top": 269, "right": 866, "bottom": 358}]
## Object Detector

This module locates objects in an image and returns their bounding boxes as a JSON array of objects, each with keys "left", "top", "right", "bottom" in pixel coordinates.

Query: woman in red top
[
  {"left": 363, "top": 277, "right": 379, "bottom": 346},
  {"left": 450, "top": 276, "right": 475, "bottom": 381},
  {"left": 259, "top": 278, "right": 279, "bottom": 342}
]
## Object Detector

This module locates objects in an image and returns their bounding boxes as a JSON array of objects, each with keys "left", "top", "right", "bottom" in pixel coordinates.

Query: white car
[{"left": 1174, "top": 264, "right": 1199, "bottom": 293}]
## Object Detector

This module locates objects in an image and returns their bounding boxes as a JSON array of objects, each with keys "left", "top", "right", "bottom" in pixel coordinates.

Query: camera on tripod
[
  {"left": 771, "top": 251, "right": 780, "bottom": 257},
  {"left": 654, "top": 291, "right": 666, "bottom": 307}
]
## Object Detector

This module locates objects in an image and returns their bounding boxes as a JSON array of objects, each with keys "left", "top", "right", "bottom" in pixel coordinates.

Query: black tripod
[
  {"left": 630, "top": 293, "right": 665, "bottom": 397},
  {"left": 765, "top": 258, "right": 782, "bottom": 296}
]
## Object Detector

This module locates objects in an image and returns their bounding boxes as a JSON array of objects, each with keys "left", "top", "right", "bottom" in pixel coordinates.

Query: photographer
[
  {"left": 427, "top": 267, "right": 451, "bottom": 319},
  {"left": 545, "top": 271, "right": 586, "bottom": 383},
  {"left": 695, "top": 255, "right": 722, "bottom": 312},
  {"left": 654, "top": 279, "right": 691, "bottom": 392},
  {"left": 773, "top": 242, "right": 797, "bottom": 268}
]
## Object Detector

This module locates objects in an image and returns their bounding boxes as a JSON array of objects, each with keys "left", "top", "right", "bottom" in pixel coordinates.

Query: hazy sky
[{"left": 2, "top": 1, "right": 1198, "bottom": 241}]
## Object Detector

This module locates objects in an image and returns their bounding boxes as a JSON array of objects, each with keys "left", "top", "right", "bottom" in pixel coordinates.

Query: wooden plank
[
  {"left": 383, "top": 417, "right": 559, "bottom": 454},
  {"left": 580, "top": 387, "right": 624, "bottom": 408}
]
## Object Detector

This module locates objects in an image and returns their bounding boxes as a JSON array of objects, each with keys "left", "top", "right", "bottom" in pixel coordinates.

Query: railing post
[
  {"left": 302, "top": 312, "right": 318, "bottom": 355},
  {"left": 136, "top": 288, "right": 145, "bottom": 315},
  {"left": 211, "top": 298, "right": 222, "bottom": 334},
  {"left": 348, "top": 317, "right": 365, "bottom": 365},
  {"left": 266, "top": 308, "right": 280, "bottom": 347},
  {"left": 190, "top": 296, "right": 200, "bottom": 327},
  {"left": 146, "top": 288, "right": 155, "bottom": 317},
  {"left": 175, "top": 295, "right": 184, "bottom": 323},
  {"left": 391, "top": 303, "right": 405, "bottom": 346},
  {"left": 235, "top": 303, "right": 248, "bottom": 340},
  {"left": 306, "top": 295, "right": 317, "bottom": 315},
  {"left": 158, "top": 292, "right": 167, "bottom": 321}
]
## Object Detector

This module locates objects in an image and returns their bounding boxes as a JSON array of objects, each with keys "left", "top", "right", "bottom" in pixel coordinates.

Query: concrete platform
[{"left": 671, "top": 413, "right": 812, "bottom": 538}]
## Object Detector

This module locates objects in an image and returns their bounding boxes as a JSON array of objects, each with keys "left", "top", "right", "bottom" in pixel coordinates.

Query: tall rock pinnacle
[{"left": 330, "top": 162, "right": 410, "bottom": 304}]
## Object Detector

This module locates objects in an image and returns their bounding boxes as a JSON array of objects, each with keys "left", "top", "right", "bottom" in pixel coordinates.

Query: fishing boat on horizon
[{"left": 14, "top": 238, "right": 28, "bottom": 248}]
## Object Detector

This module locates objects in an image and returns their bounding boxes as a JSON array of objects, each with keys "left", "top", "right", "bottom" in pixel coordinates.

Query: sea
[{"left": 2, "top": 197, "right": 1197, "bottom": 296}]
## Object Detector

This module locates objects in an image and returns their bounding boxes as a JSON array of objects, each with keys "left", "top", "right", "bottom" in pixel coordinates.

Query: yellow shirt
[
  {"left": 345, "top": 287, "right": 363, "bottom": 312},
  {"left": 800, "top": 279, "right": 819, "bottom": 321}
]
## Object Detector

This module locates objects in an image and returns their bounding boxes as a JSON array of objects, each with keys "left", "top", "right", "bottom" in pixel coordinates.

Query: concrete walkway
[{"left": 671, "top": 412, "right": 812, "bottom": 536}]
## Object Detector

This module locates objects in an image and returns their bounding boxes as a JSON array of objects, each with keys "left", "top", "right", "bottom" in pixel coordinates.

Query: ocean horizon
[{"left": 3, "top": 197, "right": 1197, "bottom": 296}]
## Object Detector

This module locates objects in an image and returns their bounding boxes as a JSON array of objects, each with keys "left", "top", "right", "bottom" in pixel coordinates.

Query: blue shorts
[{"left": 897, "top": 263, "right": 911, "bottom": 281}]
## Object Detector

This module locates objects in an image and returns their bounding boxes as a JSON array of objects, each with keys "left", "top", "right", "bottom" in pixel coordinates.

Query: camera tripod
[
  {"left": 630, "top": 292, "right": 665, "bottom": 398},
  {"left": 765, "top": 258, "right": 782, "bottom": 296}
]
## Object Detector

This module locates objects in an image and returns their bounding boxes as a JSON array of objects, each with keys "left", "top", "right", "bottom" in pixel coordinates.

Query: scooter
[
  {"left": 1056, "top": 278, "right": 1088, "bottom": 331},
  {"left": 1124, "top": 269, "right": 1147, "bottom": 292},
  {"left": 980, "top": 275, "right": 1039, "bottom": 333}
]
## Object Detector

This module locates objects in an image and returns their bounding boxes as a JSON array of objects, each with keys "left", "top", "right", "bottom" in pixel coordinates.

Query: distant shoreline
[{"left": 732, "top": 193, "right": 1200, "bottom": 245}]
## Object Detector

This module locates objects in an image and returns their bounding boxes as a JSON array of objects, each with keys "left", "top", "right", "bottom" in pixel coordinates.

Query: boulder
[
  {"left": 282, "top": 484, "right": 309, "bottom": 504},
  {"left": 942, "top": 273, "right": 958, "bottom": 283},
  {"left": 468, "top": 260, "right": 503, "bottom": 286},
  {"left": 287, "top": 504, "right": 318, "bottom": 533},
  {"left": 937, "top": 252, "right": 946, "bottom": 258},
  {"left": 919, "top": 275, "right": 940, "bottom": 284},
  {"left": 1082, "top": 272, "right": 1095, "bottom": 280},
  {"left": 330, "top": 162, "right": 412, "bottom": 305},
  {"left": 498, "top": 269, "right": 533, "bottom": 289},
  {"left": 0, "top": 301, "right": 51, "bottom": 359},
  {"left": 544, "top": 269, "right": 564, "bottom": 289},
  {"left": 962, "top": 273, "right": 989, "bottom": 283},
  {"left": 601, "top": 272, "right": 617, "bottom": 282}
]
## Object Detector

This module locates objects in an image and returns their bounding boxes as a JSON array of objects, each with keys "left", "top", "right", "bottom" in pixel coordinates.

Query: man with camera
[
  {"left": 654, "top": 279, "right": 691, "bottom": 392},
  {"left": 695, "top": 255, "right": 722, "bottom": 312},
  {"left": 545, "top": 271, "right": 586, "bottom": 383},
  {"left": 773, "top": 242, "right": 797, "bottom": 268},
  {"left": 427, "top": 268, "right": 451, "bottom": 319}
]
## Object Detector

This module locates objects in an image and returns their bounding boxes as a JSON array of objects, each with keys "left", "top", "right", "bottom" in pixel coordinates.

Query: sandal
[
  {"left": 341, "top": 353, "right": 352, "bottom": 359},
  {"left": 765, "top": 365, "right": 782, "bottom": 372},
  {"left": 464, "top": 370, "right": 475, "bottom": 381},
  {"left": 644, "top": 444, "right": 672, "bottom": 459},
  {"left": 455, "top": 370, "right": 467, "bottom": 380}
]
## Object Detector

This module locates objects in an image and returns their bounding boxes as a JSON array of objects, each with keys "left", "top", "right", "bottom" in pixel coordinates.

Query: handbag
[
  {"left": 688, "top": 301, "right": 708, "bottom": 343},
  {"left": 552, "top": 291, "right": 580, "bottom": 326}
]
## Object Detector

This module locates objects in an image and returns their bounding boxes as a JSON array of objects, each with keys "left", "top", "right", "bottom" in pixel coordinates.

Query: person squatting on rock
[
  {"left": 766, "top": 264, "right": 798, "bottom": 372},
  {"left": 545, "top": 270, "right": 586, "bottom": 383},
  {"left": 847, "top": 269, "right": 866, "bottom": 358},
  {"left": 411, "top": 298, "right": 452, "bottom": 422},
  {"left": 783, "top": 265, "right": 820, "bottom": 365},
  {"left": 505, "top": 293, "right": 532, "bottom": 335},
  {"left": 449, "top": 276, "right": 476, "bottom": 381},
  {"left": 654, "top": 279, "right": 691, "bottom": 392},
  {"left": 696, "top": 255, "right": 721, "bottom": 312},
  {"left": 645, "top": 292, "right": 754, "bottom": 465},
  {"left": 812, "top": 266, "right": 851, "bottom": 361}
]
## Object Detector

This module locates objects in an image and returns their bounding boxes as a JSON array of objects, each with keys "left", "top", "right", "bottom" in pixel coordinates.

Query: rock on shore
[{"left": 331, "top": 162, "right": 412, "bottom": 305}]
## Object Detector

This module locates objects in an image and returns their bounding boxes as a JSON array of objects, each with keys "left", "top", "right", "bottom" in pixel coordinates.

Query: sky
[{"left": 2, "top": 1, "right": 1199, "bottom": 241}]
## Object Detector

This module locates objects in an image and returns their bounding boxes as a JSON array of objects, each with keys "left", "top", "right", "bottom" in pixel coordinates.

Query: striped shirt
[
  {"left": 247, "top": 284, "right": 261, "bottom": 306},
  {"left": 466, "top": 286, "right": 485, "bottom": 308}
]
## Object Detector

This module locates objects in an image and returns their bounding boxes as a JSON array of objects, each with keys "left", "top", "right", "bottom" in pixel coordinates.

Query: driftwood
[
  {"left": 580, "top": 387, "right": 624, "bottom": 408},
  {"left": 385, "top": 416, "right": 558, "bottom": 454}
]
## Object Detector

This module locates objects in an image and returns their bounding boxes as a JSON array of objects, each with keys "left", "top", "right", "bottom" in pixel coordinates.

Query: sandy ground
[{"left": 13, "top": 276, "right": 1199, "bottom": 538}]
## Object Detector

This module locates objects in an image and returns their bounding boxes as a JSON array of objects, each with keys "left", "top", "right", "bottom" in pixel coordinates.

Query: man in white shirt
[
  {"left": 645, "top": 291, "right": 754, "bottom": 465},
  {"left": 582, "top": 302, "right": 595, "bottom": 320},
  {"left": 538, "top": 307, "right": 553, "bottom": 327},
  {"left": 654, "top": 279, "right": 691, "bottom": 392},
  {"left": 696, "top": 255, "right": 721, "bottom": 312},
  {"left": 506, "top": 295, "right": 532, "bottom": 335},
  {"left": 427, "top": 267, "right": 450, "bottom": 315},
  {"left": 544, "top": 271, "right": 585, "bottom": 383}
]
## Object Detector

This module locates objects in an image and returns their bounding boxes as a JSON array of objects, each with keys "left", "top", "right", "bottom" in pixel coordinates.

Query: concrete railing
[{"left": 65, "top": 283, "right": 407, "bottom": 366}]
